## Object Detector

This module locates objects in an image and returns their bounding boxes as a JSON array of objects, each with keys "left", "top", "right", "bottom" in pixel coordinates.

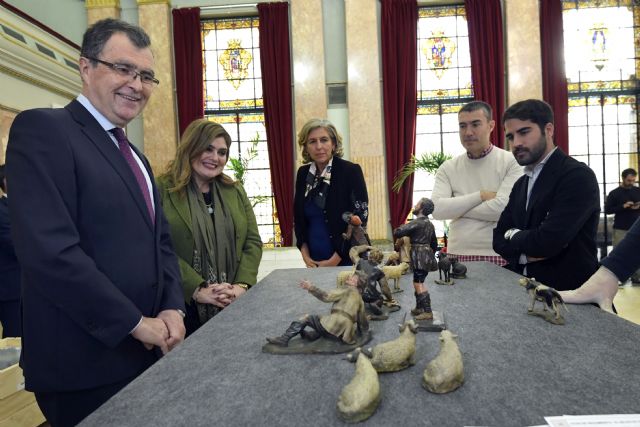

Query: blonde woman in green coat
[{"left": 158, "top": 119, "right": 262, "bottom": 335}]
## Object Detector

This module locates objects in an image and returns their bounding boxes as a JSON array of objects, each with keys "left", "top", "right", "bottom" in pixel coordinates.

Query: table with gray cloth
[{"left": 82, "top": 262, "right": 640, "bottom": 427}]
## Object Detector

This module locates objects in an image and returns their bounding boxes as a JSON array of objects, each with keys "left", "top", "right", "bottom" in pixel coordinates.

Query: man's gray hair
[{"left": 81, "top": 18, "right": 151, "bottom": 63}]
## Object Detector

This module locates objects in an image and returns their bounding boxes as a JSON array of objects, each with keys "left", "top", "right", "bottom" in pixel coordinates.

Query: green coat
[{"left": 157, "top": 175, "right": 263, "bottom": 303}]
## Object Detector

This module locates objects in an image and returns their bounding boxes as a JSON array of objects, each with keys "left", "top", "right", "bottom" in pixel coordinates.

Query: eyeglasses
[{"left": 86, "top": 57, "right": 160, "bottom": 87}]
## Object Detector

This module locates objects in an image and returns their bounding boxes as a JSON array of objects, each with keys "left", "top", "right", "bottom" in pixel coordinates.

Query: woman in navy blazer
[{"left": 294, "top": 119, "right": 369, "bottom": 267}]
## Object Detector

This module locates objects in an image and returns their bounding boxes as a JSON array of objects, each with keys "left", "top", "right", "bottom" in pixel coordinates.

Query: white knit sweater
[{"left": 431, "top": 146, "right": 523, "bottom": 256}]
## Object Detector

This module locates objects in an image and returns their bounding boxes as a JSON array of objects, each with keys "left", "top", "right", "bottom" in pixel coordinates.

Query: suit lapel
[
  {"left": 65, "top": 100, "right": 153, "bottom": 231},
  {"left": 169, "top": 189, "right": 193, "bottom": 234}
]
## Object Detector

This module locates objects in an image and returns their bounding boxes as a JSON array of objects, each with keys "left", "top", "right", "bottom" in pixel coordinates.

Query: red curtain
[
  {"left": 381, "top": 0, "right": 418, "bottom": 230},
  {"left": 540, "top": 0, "right": 569, "bottom": 154},
  {"left": 465, "top": 0, "right": 505, "bottom": 148},
  {"left": 258, "top": 2, "right": 294, "bottom": 246},
  {"left": 172, "top": 8, "right": 204, "bottom": 137}
]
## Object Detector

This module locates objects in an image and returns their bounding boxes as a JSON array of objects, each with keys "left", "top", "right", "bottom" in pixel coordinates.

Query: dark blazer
[
  {"left": 6, "top": 100, "right": 184, "bottom": 392},
  {"left": 294, "top": 156, "right": 368, "bottom": 265},
  {"left": 0, "top": 197, "right": 20, "bottom": 302},
  {"left": 493, "top": 149, "right": 600, "bottom": 291}
]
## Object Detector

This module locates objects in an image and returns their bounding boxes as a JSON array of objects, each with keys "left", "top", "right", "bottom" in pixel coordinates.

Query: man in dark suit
[
  {"left": 0, "top": 164, "right": 21, "bottom": 338},
  {"left": 6, "top": 19, "right": 185, "bottom": 426},
  {"left": 493, "top": 99, "right": 600, "bottom": 291}
]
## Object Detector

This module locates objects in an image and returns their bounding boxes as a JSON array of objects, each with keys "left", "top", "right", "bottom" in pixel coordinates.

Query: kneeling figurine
[{"left": 519, "top": 277, "right": 566, "bottom": 325}]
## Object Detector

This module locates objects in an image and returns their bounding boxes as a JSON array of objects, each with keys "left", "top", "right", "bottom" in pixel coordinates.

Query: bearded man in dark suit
[
  {"left": 493, "top": 99, "right": 600, "bottom": 291},
  {"left": 6, "top": 19, "right": 185, "bottom": 426}
]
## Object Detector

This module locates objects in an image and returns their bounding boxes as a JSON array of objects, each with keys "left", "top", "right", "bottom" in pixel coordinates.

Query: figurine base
[
  {"left": 262, "top": 330, "right": 373, "bottom": 355},
  {"left": 450, "top": 274, "right": 466, "bottom": 279},
  {"left": 415, "top": 311, "right": 446, "bottom": 332},
  {"left": 527, "top": 310, "right": 565, "bottom": 325},
  {"left": 391, "top": 288, "right": 404, "bottom": 294},
  {"left": 434, "top": 279, "right": 455, "bottom": 286}
]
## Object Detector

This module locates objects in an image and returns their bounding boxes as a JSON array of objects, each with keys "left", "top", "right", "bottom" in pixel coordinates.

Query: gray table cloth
[{"left": 82, "top": 262, "right": 640, "bottom": 426}]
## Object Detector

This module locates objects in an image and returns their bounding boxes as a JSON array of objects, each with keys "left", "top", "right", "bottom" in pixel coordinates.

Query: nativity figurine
[
  {"left": 393, "top": 198, "right": 439, "bottom": 321},
  {"left": 264, "top": 273, "right": 371, "bottom": 354},
  {"left": 519, "top": 277, "right": 566, "bottom": 325},
  {"left": 422, "top": 330, "right": 464, "bottom": 394}
]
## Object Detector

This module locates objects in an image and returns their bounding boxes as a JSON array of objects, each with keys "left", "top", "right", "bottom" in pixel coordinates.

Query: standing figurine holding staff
[{"left": 393, "top": 198, "right": 438, "bottom": 320}]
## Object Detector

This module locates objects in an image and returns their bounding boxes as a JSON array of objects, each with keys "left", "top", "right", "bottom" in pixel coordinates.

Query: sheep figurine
[
  {"left": 337, "top": 352, "right": 381, "bottom": 423},
  {"left": 422, "top": 330, "right": 464, "bottom": 394},
  {"left": 381, "top": 262, "right": 410, "bottom": 293},
  {"left": 449, "top": 256, "right": 467, "bottom": 279},
  {"left": 435, "top": 252, "right": 453, "bottom": 285},
  {"left": 348, "top": 317, "right": 418, "bottom": 373}
]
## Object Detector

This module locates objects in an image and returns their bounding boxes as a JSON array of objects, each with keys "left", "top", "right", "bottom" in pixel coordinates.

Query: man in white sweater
[{"left": 431, "top": 101, "right": 522, "bottom": 265}]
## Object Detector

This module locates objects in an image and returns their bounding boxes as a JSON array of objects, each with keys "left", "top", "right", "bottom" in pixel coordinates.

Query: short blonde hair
[
  {"left": 297, "top": 118, "right": 344, "bottom": 164},
  {"left": 162, "top": 118, "right": 234, "bottom": 193}
]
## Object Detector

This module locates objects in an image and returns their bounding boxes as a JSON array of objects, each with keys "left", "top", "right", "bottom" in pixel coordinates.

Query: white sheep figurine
[
  {"left": 381, "top": 262, "right": 409, "bottom": 292},
  {"left": 348, "top": 317, "right": 417, "bottom": 373},
  {"left": 422, "top": 330, "right": 464, "bottom": 394},
  {"left": 337, "top": 352, "right": 380, "bottom": 423}
]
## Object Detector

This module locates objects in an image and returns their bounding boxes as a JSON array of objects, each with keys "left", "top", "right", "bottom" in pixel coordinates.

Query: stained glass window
[
  {"left": 563, "top": 0, "right": 640, "bottom": 256},
  {"left": 415, "top": 5, "right": 474, "bottom": 238},
  {"left": 201, "top": 17, "right": 281, "bottom": 247}
]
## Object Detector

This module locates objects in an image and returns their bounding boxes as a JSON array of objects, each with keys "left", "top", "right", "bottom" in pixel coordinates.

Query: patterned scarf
[
  {"left": 187, "top": 179, "right": 237, "bottom": 325},
  {"left": 304, "top": 158, "right": 333, "bottom": 209}
]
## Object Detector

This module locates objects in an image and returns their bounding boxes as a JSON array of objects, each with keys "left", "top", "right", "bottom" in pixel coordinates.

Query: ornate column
[
  {"left": 137, "top": 0, "right": 178, "bottom": 174},
  {"left": 86, "top": 0, "right": 121, "bottom": 25},
  {"left": 291, "top": 0, "right": 327, "bottom": 159},
  {"left": 504, "top": 0, "right": 542, "bottom": 104},
  {"left": 345, "top": 0, "right": 388, "bottom": 240}
]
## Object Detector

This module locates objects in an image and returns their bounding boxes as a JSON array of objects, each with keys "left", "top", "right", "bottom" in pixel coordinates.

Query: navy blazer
[
  {"left": 6, "top": 100, "right": 184, "bottom": 392},
  {"left": 294, "top": 156, "right": 368, "bottom": 264},
  {"left": 0, "top": 196, "right": 20, "bottom": 301},
  {"left": 493, "top": 149, "right": 600, "bottom": 291}
]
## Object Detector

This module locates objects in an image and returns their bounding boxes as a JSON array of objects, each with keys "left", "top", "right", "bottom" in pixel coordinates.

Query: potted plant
[{"left": 391, "top": 151, "right": 452, "bottom": 193}]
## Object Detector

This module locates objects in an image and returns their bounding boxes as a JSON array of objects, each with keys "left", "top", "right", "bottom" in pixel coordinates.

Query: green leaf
[{"left": 392, "top": 151, "right": 452, "bottom": 193}]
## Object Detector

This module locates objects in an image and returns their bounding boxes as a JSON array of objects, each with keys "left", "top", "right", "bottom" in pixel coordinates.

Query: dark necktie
[{"left": 110, "top": 128, "right": 155, "bottom": 224}]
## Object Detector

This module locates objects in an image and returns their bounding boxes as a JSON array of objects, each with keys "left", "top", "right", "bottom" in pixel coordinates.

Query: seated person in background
[
  {"left": 493, "top": 99, "right": 600, "bottom": 292},
  {"left": 0, "top": 164, "right": 21, "bottom": 338},
  {"left": 560, "top": 217, "right": 640, "bottom": 313},
  {"left": 604, "top": 168, "right": 640, "bottom": 284},
  {"left": 158, "top": 119, "right": 263, "bottom": 335},
  {"left": 294, "top": 119, "right": 369, "bottom": 267},
  {"left": 431, "top": 101, "right": 522, "bottom": 266}
]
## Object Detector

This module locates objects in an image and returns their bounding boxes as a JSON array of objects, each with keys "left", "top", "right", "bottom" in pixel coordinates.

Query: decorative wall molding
[
  {"left": 0, "top": 6, "right": 81, "bottom": 100},
  {"left": 85, "top": 0, "right": 120, "bottom": 8},
  {"left": 137, "top": 0, "right": 170, "bottom": 5}
]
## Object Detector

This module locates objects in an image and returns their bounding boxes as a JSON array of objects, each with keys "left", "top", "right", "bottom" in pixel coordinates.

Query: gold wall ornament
[
  {"left": 421, "top": 30, "right": 456, "bottom": 79},
  {"left": 218, "top": 39, "right": 253, "bottom": 90},
  {"left": 86, "top": 0, "right": 120, "bottom": 7}
]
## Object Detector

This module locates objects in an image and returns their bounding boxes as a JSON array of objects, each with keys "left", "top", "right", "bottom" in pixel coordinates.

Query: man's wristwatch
[
  {"left": 176, "top": 309, "right": 186, "bottom": 318},
  {"left": 235, "top": 284, "right": 249, "bottom": 290}
]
